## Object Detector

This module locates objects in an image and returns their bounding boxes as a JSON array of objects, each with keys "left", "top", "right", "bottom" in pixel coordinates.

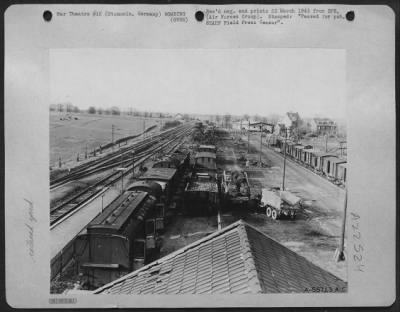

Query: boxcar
[
  {"left": 138, "top": 167, "right": 178, "bottom": 203},
  {"left": 336, "top": 162, "right": 347, "bottom": 186},
  {"left": 198, "top": 144, "right": 217, "bottom": 154},
  {"left": 194, "top": 152, "right": 217, "bottom": 170},
  {"left": 74, "top": 191, "right": 157, "bottom": 289}
]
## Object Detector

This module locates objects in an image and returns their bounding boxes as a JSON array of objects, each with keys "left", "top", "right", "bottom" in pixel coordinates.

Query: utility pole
[
  {"left": 335, "top": 187, "right": 348, "bottom": 262},
  {"left": 282, "top": 129, "right": 288, "bottom": 191},
  {"left": 132, "top": 150, "right": 135, "bottom": 176},
  {"left": 259, "top": 124, "right": 263, "bottom": 166},
  {"left": 112, "top": 124, "right": 115, "bottom": 152},
  {"left": 325, "top": 133, "right": 328, "bottom": 152},
  {"left": 247, "top": 120, "right": 250, "bottom": 154}
]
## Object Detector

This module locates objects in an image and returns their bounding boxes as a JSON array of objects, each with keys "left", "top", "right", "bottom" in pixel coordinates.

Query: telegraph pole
[
  {"left": 112, "top": 124, "right": 115, "bottom": 152},
  {"left": 143, "top": 118, "right": 146, "bottom": 139},
  {"left": 132, "top": 150, "right": 135, "bottom": 176},
  {"left": 282, "top": 129, "right": 288, "bottom": 191},
  {"left": 259, "top": 124, "right": 263, "bottom": 166},
  {"left": 325, "top": 134, "right": 328, "bottom": 152},
  {"left": 247, "top": 120, "right": 250, "bottom": 154},
  {"left": 335, "top": 187, "right": 348, "bottom": 261}
]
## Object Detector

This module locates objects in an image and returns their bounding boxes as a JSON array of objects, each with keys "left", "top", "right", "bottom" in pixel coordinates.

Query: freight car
[
  {"left": 73, "top": 163, "right": 185, "bottom": 289},
  {"left": 276, "top": 141, "right": 347, "bottom": 187},
  {"left": 73, "top": 190, "right": 159, "bottom": 289}
]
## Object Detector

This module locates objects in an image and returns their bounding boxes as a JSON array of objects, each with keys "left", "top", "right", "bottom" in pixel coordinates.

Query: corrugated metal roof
[{"left": 93, "top": 220, "right": 347, "bottom": 294}]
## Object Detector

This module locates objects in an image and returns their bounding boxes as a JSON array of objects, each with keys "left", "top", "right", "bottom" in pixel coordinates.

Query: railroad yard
[{"left": 50, "top": 118, "right": 347, "bottom": 294}]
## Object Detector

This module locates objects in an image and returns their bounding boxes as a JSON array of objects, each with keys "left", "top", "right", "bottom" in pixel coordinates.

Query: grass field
[{"left": 50, "top": 112, "right": 168, "bottom": 168}]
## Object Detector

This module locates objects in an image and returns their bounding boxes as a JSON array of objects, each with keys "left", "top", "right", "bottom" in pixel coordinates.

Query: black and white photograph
[
  {"left": 49, "top": 49, "right": 348, "bottom": 295},
  {"left": 4, "top": 3, "right": 396, "bottom": 308}
]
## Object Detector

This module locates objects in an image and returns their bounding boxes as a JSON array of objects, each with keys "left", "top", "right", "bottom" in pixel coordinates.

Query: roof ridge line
[
  {"left": 243, "top": 223, "right": 347, "bottom": 283},
  {"left": 237, "top": 223, "right": 263, "bottom": 294},
  {"left": 93, "top": 219, "right": 245, "bottom": 294}
]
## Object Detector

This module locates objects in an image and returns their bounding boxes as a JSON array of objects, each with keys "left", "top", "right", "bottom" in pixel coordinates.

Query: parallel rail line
[
  {"left": 50, "top": 124, "right": 190, "bottom": 189},
  {"left": 50, "top": 124, "right": 192, "bottom": 227}
]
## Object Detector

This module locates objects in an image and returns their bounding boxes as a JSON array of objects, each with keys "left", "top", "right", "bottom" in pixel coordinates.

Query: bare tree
[
  {"left": 223, "top": 113, "right": 231, "bottom": 128},
  {"left": 215, "top": 115, "right": 221, "bottom": 126},
  {"left": 111, "top": 106, "right": 120, "bottom": 115},
  {"left": 88, "top": 106, "right": 96, "bottom": 114},
  {"left": 66, "top": 103, "right": 74, "bottom": 113}
]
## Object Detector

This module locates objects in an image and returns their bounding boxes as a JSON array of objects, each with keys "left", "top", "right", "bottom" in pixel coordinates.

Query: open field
[{"left": 50, "top": 112, "right": 169, "bottom": 168}]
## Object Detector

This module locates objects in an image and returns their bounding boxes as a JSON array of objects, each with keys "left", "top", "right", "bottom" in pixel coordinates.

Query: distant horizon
[
  {"left": 49, "top": 107, "right": 346, "bottom": 122},
  {"left": 50, "top": 48, "right": 346, "bottom": 119}
]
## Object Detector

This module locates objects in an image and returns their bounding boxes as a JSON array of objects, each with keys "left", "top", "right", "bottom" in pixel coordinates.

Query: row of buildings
[{"left": 234, "top": 113, "right": 339, "bottom": 137}]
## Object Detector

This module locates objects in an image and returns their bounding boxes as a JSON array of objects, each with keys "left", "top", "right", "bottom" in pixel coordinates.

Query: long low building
[{"left": 93, "top": 220, "right": 347, "bottom": 295}]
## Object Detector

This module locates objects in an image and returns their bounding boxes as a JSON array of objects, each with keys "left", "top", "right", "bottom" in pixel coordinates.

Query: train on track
[
  {"left": 274, "top": 139, "right": 347, "bottom": 187},
  {"left": 72, "top": 146, "right": 190, "bottom": 289}
]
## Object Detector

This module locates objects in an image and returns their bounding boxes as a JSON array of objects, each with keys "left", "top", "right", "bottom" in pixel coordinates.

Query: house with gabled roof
[
  {"left": 93, "top": 220, "right": 347, "bottom": 295},
  {"left": 310, "top": 118, "right": 337, "bottom": 136}
]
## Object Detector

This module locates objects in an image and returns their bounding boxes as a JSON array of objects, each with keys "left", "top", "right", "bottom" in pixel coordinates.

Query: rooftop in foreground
[{"left": 93, "top": 220, "right": 347, "bottom": 295}]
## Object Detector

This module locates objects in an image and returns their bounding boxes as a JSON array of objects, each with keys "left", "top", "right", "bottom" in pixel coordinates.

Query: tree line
[{"left": 49, "top": 103, "right": 170, "bottom": 118}]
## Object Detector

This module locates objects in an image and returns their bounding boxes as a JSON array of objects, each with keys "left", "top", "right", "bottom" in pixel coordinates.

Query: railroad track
[
  {"left": 50, "top": 125, "right": 192, "bottom": 228},
  {"left": 50, "top": 124, "right": 191, "bottom": 190}
]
